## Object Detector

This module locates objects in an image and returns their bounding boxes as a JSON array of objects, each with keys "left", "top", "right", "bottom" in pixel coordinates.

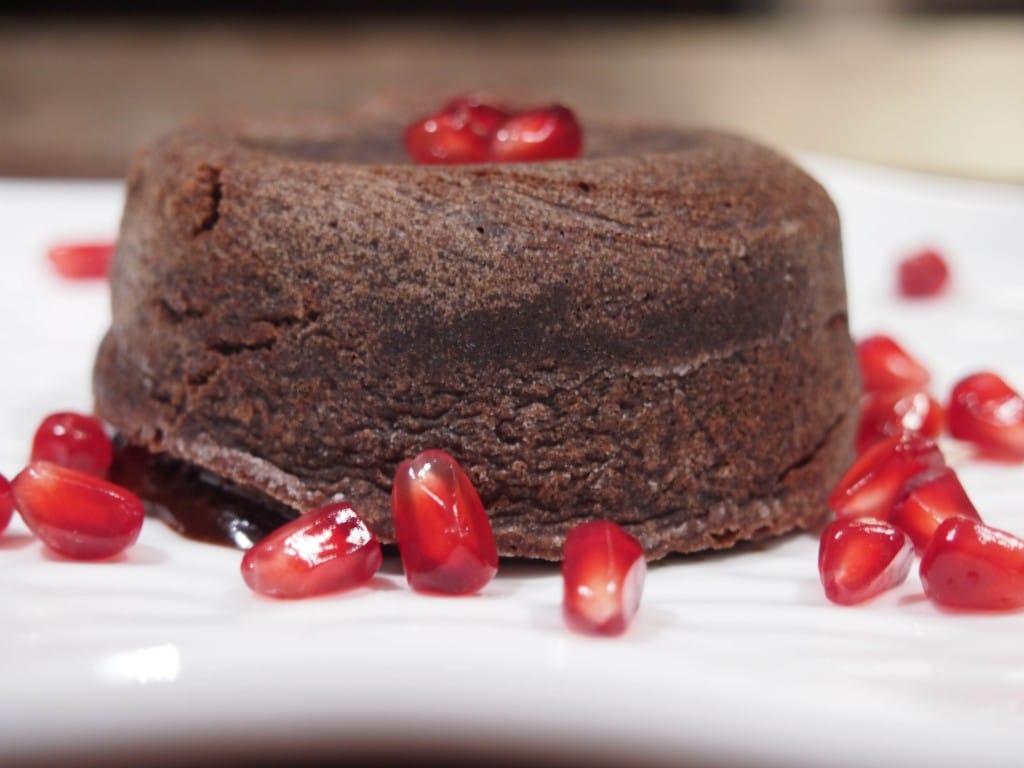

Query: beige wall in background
[{"left": 0, "top": 15, "right": 1022, "bottom": 182}]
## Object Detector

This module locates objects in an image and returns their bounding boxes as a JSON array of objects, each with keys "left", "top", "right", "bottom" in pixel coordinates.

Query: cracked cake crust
[{"left": 93, "top": 114, "right": 859, "bottom": 560}]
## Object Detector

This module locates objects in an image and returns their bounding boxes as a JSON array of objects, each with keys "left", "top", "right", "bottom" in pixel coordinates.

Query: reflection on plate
[{"left": 1, "top": 161, "right": 1023, "bottom": 768}]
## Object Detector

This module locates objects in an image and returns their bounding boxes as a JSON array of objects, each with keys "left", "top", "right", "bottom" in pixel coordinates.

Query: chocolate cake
[{"left": 93, "top": 112, "right": 859, "bottom": 560}]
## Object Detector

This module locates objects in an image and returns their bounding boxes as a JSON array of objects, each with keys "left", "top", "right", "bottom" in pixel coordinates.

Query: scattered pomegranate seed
[
  {"left": 31, "top": 411, "right": 113, "bottom": 476},
  {"left": 391, "top": 449, "right": 498, "bottom": 595},
  {"left": 0, "top": 473, "right": 14, "bottom": 534},
  {"left": 818, "top": 518, "right": 914, "bottom": 605},
  {"left": 855, "top": 388, "right": 944, "bottom": 454},
  {"left": 47, "top": 241, "right": 115, "bottom": 279},
  {"left": 947, "top": 371, "right": 1024, "bottom": 461},
  {"left": 562, "top": 520, "right": 646, "bottom": 635},
  {"left": 891, "top": 468, "right": 981, "bottom": 553},
  {"left": 856, "top": 335, "right": 931, "bottom": 394},
  {"left": 898, "top": 248, "right": 950, "bottom": 298},
  {"left": 403, "top": 112, "right": 492, "bottom": 165},
  {"left": 11, "top": 461, "right": 144, "bottom": 559},
  {"left": 920, "top": 517, "right": 1024, "bottom": 611},
  {"left": 491, "top": 106, "right": 583, "bottom": 163},
  {"left": 240, "top": 502, "right": 383, "bottom": 599},
  {"left": 828, "top": 432, "right": 945, "bottom": 521}
]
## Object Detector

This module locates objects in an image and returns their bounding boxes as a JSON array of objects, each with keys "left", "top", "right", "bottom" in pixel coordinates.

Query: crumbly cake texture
[{"left": 93, "top": 114, "right": 859, "bottom": 560}]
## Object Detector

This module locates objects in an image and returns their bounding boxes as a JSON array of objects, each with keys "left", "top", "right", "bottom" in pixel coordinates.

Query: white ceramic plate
[{"left": 1, "top": 160, "right": 1023, "bottom": 768}]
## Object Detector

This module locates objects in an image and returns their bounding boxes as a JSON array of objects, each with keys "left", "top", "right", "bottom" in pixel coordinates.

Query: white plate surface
[{"left": 1, "top": 160, "right": 1023, "bottom": 768}]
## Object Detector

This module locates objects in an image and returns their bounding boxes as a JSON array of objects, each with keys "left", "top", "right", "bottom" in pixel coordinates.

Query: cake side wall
[{"left": 94, "top": 124, "right": 858, "bottom": 559}]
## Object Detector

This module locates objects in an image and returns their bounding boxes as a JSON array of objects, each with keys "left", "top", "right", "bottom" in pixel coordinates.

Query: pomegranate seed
[
  {"left": 391, "top": 449, "right": 498, "bottom": 595},
  {"left": 921, "top": 517, "right": 1024, "bottom": 611},
  {"left": 404, "top": 99, "right": 584, "bottom": 165},
  {"left": 0, "top": 473, "right": 14, "bottom": 534},
  {"left": 47, "top": 241, "right": 115, "bottom": 279},
  {"left": 856, "top": 335, "right": 931, "bottom": 394},
  {"left": 31, "top": 411, "right": 113, "bottom": 476},
  {"left": 892, "top": 468, "right": 981, "bottom": 553},
  {"left": 947, "top": 371, "right": 1024, "bottom": 461},
  {"left": 11, "top": 461, "right": 144, "bottom": 559},
  {"left": 241, "top": 502, "right": 382, "bottom": 599},
  {"left": 403, "top": 113, "right": 492, "bottom": 165},
  {"left": 442, "top": 95, "right": 510, "bottom": 136},
  {"left": 828, "top": 432, "right": 946, "bottom": 521},
  {"left": 855, "top": 388, "right": 944, "bottom": 454},
  {"left": 491, "top": 106, "right": 583, "bottom": 163},
  {"left": 818, "top": 518, "right": 914, "bottom": 605},
  {"left": 898, "top": 248, "right": 950, "bottom": 298},
  {"left": 562, "top": 520, "right": 646, "bottom": 635}
]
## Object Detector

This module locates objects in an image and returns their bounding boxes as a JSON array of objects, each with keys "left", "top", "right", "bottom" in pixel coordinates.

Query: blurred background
[{"left": 1, "top": 0, "right": 1022, "bottom": 182}]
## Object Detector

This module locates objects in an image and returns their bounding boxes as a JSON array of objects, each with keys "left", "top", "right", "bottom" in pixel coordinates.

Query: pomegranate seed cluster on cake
[{"left": 92, "top": 107, "right": 860, "bottom": 560}]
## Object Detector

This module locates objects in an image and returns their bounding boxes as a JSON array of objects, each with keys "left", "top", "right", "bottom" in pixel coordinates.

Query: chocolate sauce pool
[{"left": 108, "top": 439, "right": 294, "bottom": 549}]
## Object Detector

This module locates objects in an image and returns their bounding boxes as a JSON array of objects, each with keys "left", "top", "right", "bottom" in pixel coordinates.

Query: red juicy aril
[
  {"left": 921, "top": 517, "right": 1024, "bottom": 611},
  {"left": 241, "top": 502, "right": 382, "bottom": 599},
  {"left": 947, "top": 371, "right": 1024, "bottom": 461},
  {"left": 818, "top": 518, "right": 914, "bottom": 605},
  {"left": 403, "top": 111, "right": 493, "bottom": 165},
  {"left": 12, "top": 461, "right": 144, "bottom": 559},
  {"left": 828, "top": 432, "right": 945, "bottom": 521},
  {"left": 562, "top": 520, "right": 646, "bottom": 635},
  {"left": 856, "top": 335, "right": 930, "bottom": 394},
  {"left": 0, "top": 473, "right": 13, "bottom": 533},
  {"left": 31, "top": 411, "right": 113, "bottom": 476},
  {"left": 898, "top": 248, "right": 950, "bottom": 298},
  {"left": 404, "top": 98, "right": 582, "bottom": 165},
  {"left": 391, "top": 449, "right": 498, "bottom": 595},
  {"left": 891, "top": 468, "right": 980, "bottom": 553},
  {"left": 442, "top": 95, "right": 510, "bottom": 136},
  {"left": 491, "top": 106, "right": 583, "bottom": 163},
  {"left": 47, "top": 241, "right": 115, "bottom": 279},
  {"left": 856, "top": 388, "right": 943, "bottom": 454}
]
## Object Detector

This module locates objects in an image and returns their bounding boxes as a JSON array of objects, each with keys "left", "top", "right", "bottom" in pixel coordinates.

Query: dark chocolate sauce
[{"left": 108, "top": 439, "right": 295, "bottom": 549}]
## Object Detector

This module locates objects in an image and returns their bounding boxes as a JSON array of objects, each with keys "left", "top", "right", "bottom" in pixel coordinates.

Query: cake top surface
[{"left": 179, "top": 112, "right": 711, "bottom": 166}]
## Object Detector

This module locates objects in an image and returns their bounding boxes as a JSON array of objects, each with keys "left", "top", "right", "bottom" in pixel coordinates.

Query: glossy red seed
[
  {"left": 892, "top": 467, "right": 981, "bottom": 553},
  {"left": 828, "top": 432, "right": 946, "bottom": 521},
  {"left": 491, "top": 105, "right": 583, "bottom": 163},
  {"left": 11, "top": 461, "right": 144, "bottom": 559},
  {"left": 391, "top": 449, "right": 498, "bottom": 595},
  {"left": 920, "top": 517, "right": 1024, "bottom": 611},
  {"left": 898, "top": 248, "right": 950, "bottom": 298},
  {"left": 856, "top": 335, "right": 931, "bottom": 394},
  {"left": 403, "top": 113, "right": 492, "bottom": 165},
  {"left": 47, "top": 241, "right": 115, "bottom": 279},
  {"left": 818, "top": 518, "right": 914, "bottom": 605},
  {"left": 947, "top": 371, "right": 1024, "bottom": 461},
  {"left": 31, "top": 411, "right": 113, "bottom": 476},
  {"left": 562, "top": 520, "right": 646, "bottom": 635},
  {"left": 442, "top": 95, "right": 511, "bottom": 136},
  {"left": 855, "top": 388, "right": 944, "bottom": 454},
  {"left": 240, "top": 502, "right": 382, "bottom": 599},
  {"left": 0, "top": 473, "right": 14, "bottom": 534}
]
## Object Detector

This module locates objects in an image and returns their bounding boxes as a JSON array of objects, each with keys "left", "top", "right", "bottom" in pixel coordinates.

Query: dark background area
[
  {"left": 0, "top": 1, "right": 770, "bottom": 12},
  {"left": 3, "top": 0, "right": 1024, "bottom": 13}
]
